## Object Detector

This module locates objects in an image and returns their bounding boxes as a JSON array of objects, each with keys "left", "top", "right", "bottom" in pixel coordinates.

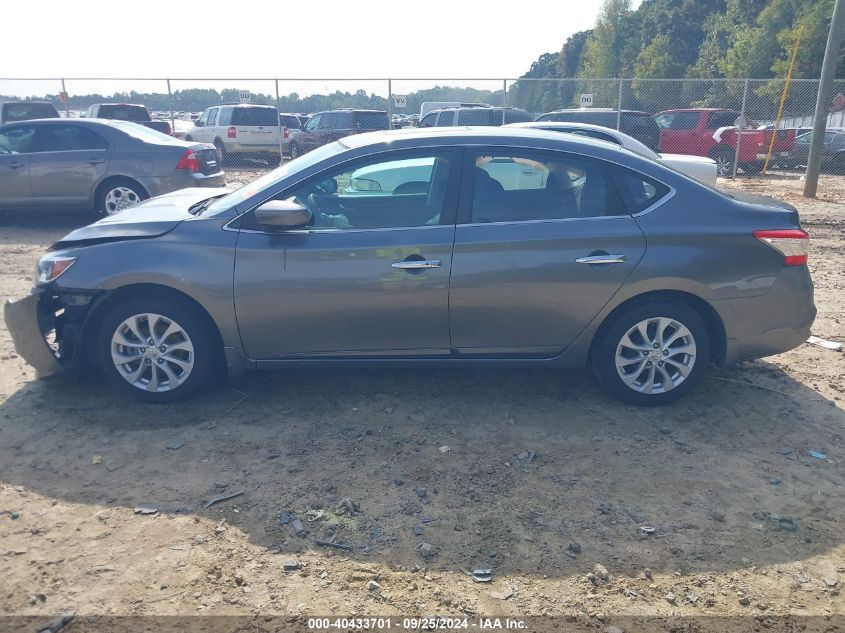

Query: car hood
[{"left": 53, "top": 188, "right": 231, "bottom": 248}]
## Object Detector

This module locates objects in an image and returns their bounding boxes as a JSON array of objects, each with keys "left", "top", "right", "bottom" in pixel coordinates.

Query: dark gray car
[
  {"left": 784, "top": 129, "right": 845, "bottom": 170},
  {"left": 3, "top": 128, "right": 815, "bottom": 406},
  {"left": 0, "top": 119, "right": 225, "bottom": 215}
]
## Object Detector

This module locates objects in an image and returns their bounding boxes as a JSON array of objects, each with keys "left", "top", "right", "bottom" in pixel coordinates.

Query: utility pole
[{"left": 804, "top": 0, "right": 845, "bottom": 198}]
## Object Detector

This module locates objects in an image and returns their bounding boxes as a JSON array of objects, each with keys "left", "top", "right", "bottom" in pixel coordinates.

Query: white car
[
  {"left": 186, "top": 104, "right": 281, "bottom": 166},
  {"left": 507, "top": 121, "right": 718, "bottom": 187}
]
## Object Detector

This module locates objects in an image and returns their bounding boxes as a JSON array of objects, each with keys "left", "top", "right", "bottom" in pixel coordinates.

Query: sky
[{"left": 0, "top": 0, "right": 609, "bottom": 99}]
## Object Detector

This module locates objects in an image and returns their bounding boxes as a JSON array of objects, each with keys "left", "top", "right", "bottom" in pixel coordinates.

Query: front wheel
[
  {"left": 96, "top": 294, "right": 217, "bottom": 403},
  {"left": 592, "top": 301, "right": 710, "bottom": 406},
  {"left": 289, "top": 143, "right": 301, "bottom": 160}
]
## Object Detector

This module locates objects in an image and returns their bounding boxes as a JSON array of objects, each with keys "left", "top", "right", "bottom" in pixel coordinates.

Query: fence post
[
  {"left": 502, "top": 79, "right": 508, "bottom": 125},
  {"left": 275, "top": 78, "right": 283, "bottom": 161},
  {"left": 387, "top": 79, "right": 393, "bottom": 130},
  {"left": 60, "top": 78, "right": 69, "bottom": 118},
  {"left": 616, "top": 78, "right": 623, "bottom": 130},
  {"left": 166, "top": 79, "right": 175, "bottom": 138},
  {"left": 732, "top": 79, "right": 750, "bottom": 179}
]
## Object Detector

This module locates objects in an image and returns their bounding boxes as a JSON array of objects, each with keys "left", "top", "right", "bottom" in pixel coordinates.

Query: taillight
[
  {"left": 283, "top": 127, "right": 289, "bottom": 139},
  {"left": 227, "top": 126, "right": 236, "bottom": 138},
  {"left": 753, "top": 229, "right": 809, "bottom": 266},
  {"left": 175, "top": 149, "right": 200, "bottom": 173}
]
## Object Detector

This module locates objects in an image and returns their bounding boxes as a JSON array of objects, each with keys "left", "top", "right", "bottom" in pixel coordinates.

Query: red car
[{"left": 655, "top": 108, "right": 795, "bottom": 176}]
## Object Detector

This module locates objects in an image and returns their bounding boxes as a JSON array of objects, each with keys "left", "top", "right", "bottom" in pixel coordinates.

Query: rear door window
[
  {"left": 470, "top": 151, "right": 624, "bottom": 223},
  {"left": 206, "top": 108, "right": 218, "bottom": 126},
  {"left": 32, "top": 125, "right": 108, "bottom": 152}
]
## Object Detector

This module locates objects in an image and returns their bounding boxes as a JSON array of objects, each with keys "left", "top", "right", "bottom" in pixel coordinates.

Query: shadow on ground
[{"left": 1, "top": 360, "right": 842, "bottom": 580}]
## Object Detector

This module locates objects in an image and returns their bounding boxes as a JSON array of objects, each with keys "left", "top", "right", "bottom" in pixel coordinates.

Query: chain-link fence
[{"left": 1, "top": 77, "right": 844, "bottom": 179}]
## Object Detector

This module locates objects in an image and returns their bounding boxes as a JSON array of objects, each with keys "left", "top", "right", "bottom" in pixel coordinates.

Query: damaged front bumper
[
  {"left": 4, "top": 287, "right": 97, "bottom": 378},
  {"left": 4, "top": 289, "right": 63, "bottom": 377}
]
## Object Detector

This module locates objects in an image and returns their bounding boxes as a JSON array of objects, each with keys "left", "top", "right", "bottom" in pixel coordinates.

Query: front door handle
[
  {"left": 88, "top": 159, "right": 105, "bottom": 165},
  {"left": 391, "top": 259, "right": 441, "bottom": 270},
  {"left": 6, "top": 163, "right": 25, "bottom": 169},
  {"left": 576, "top": 254, "right": 627, "bottom": 265}
]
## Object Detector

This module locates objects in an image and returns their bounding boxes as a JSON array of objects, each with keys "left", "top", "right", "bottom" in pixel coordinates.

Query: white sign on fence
[
  {"left": 239, "top": 90, "right": 251, "bottom": 103},
  {"left": 580, "top": 93, "right": 594, "bottom": 107},
  {"left": 393, "top": 94, "right": 407, "bottom": 108}
]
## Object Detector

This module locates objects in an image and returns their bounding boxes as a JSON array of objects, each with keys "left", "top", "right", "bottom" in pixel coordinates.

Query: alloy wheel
[
  {"left": 614, "top": 317, "right": 697, "bottom": 395},
  {"left": 103, "top": 186, "right": 141, "bottom": 214},
  {"left": 110, "top": 313, "right": 195, "bottom": 393}
]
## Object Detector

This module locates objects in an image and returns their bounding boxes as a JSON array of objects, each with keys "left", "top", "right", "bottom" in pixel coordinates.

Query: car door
[
  {"left": 656, "top": 111, "right": 700, "bottom": 155},
  {"left": 191, "top": 109, "right": 212, "bottom": 143},
  {"left": 448, "top": 148, "right": 649, "bottom": 357},
  {"left": 233, "top": 149, "right": 461, "bottom": 359},
  {"left": 28, "top": 124, "right": 111, "bottom": 206},
  {"left": 0, "top": 124, "right": 36, "bottom": 206},
  {"left": 298, "top": 114, "right": 322, "bottom": 151}
]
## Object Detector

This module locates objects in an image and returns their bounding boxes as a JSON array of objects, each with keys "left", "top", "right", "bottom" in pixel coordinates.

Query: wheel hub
[
  {"left": 110, "top": 313, "right": 194, "bottom": 393},
  {"left": 615, "top": 316, "right": 697, "bottom": 395}
]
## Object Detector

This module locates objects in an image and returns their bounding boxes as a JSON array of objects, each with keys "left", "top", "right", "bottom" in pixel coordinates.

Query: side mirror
[
  {"left": 194, "top": 120, "right": 203, "bottom": 127},
  {"left": 254, "top": 200, "right": 312, "bottom": 230}
]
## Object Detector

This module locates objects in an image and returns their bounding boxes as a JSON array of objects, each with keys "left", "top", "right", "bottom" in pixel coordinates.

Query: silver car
[
  {"left": 0, "top": 119, "right": 225, "bottom": 215},
  {"left": 4, "top": 128, "right": 815, "bottom": 406}
]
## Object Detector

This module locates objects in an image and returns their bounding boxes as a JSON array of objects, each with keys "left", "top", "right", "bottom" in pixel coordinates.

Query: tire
[
  {"left": 709, "top": 147, "right": 736, "bottom": 177},
  {"left": 592, "top": 300, "right": 711, "bottom": 407},
  {"left": 96, "top": 293, "right": 217, "bottom": 403},
  {"left": 740, "top": 161, "right": 763, "bottom": 175},
  {"left": 185, "top": 134, "right": 193, "bottom": 142},
  {"left": 213, "top": 139, "right": 227, "bottom": 166},
  {"left": 95, "top": 178, "right": 148, "bottom": 216},
  {"left": 289, "top": 143, "right": 301, "bottom": 160}
]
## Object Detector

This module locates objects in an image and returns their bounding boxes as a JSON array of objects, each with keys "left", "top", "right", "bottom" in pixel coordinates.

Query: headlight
[{"left": 36, "top": 255, "right": 76, "bottom": 283}]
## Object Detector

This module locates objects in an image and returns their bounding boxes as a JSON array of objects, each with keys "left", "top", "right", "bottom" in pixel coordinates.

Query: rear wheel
[
  {"left": 96, "top": 294, "right": 217, "bottom": 403},
  {"left": 592, "top": 300, "right": 710, "bottom": 406},
  {"left": 95, "top": 178, "right": 147, "bottom": 216},
  {"left": 213, "top": 139, "right": 227, "bottom": 166},
  {"left": 289, "top": 142, "right": 301, "bottom": 160},
  {"left": 710, "top": 147, "right": 735, "bottom": 177}
]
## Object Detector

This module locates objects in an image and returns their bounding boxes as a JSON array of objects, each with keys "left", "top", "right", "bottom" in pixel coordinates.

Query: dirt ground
[{"left": 1, "top": 172, "right": 844, "bottom": 632}]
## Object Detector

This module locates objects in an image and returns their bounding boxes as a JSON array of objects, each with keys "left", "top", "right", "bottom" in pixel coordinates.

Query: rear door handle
[
  {"left": 88, "top": 159, "right": 105, "bottom": 165},
  {"left": 6, "top": 163, "right": 25, "bottom": 169},
  {"left": 576, "top": 254, "right": 627, "bottom": 265},
  {"left": 391, "top": 259, "right": 441, "bottom": 270}
]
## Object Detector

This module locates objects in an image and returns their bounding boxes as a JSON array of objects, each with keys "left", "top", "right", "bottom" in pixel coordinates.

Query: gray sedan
[
  {"left": 0, "top": 119, "right": 225, "bottom": 215},
  {"left": 4, "top": 128, "right": 815, "bottom": 406}
]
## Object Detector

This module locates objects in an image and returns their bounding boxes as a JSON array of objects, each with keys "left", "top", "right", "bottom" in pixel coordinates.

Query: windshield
[{"left": 206, "top": 141, "right": 346, "bottom": 214}]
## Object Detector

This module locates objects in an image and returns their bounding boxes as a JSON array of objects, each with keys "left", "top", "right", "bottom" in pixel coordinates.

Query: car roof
[
  {"left": 340, "top": 126, "right": 627, "bottom": 155},
  {"left": 656, "top": 108, "right": 735, "bottom": 113}
]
